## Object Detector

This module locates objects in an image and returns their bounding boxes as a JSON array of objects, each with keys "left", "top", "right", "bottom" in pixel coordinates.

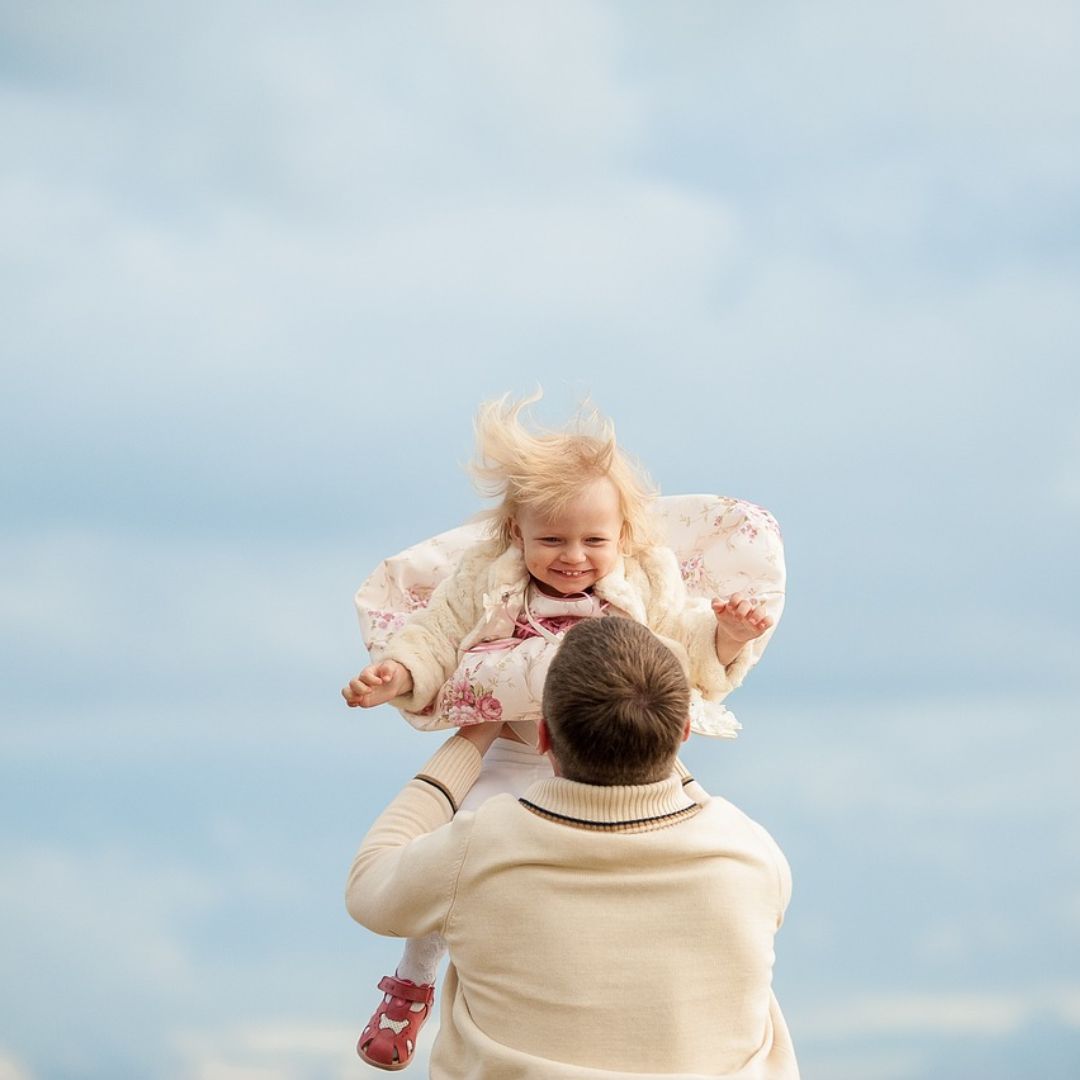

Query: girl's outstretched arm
[
  {"left": 342, "top": 660, "right": 414, "bottom": 708},
  {"left": 711, "top": 594, "right": 772, "bottom": 666},
  {"left": 365, "top": 540, "right": 499, "bottom": 714}
]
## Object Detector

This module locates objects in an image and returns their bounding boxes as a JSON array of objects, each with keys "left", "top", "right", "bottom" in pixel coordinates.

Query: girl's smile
[{"left": 510, "top": 478, "right": 623, "bottom": 596}]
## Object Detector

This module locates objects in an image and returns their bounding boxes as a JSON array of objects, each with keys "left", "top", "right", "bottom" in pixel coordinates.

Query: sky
[{"left": 1, "top": 2, "right": 1078, "bottom": 1078}]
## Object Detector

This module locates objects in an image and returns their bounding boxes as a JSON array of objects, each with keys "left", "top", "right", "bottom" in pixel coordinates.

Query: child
[{"left": 342, "top": 393, "right": 772, "bottom": 1070}]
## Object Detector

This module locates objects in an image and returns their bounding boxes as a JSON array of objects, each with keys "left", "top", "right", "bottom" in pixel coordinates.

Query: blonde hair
[{"left": 469, "top": 391, "right": 656, "bottom": 554}]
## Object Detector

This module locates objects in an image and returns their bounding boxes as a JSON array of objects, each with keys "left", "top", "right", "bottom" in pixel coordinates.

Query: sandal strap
[{"left": 378, "top": 975, "right": 435, "bottom": 1005}]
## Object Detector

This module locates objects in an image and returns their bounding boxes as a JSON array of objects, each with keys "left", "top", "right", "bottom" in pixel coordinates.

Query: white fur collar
[
  {"left": 486, "top": 545, "right": 530, "bottom": 599},
  {"left": 593, "top": 556, "right": 648, "bottom": 623},
  {"left": 484, "top": 544, "right": 650, "bottom": 624}
]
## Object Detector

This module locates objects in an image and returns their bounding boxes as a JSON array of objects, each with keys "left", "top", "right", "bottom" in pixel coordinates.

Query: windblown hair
[
  {"left": 470, "top": 391, "right": 656, "bottom": 554},
  {"left": 543, "top": 618, "right": 690, "bottom": 786}
]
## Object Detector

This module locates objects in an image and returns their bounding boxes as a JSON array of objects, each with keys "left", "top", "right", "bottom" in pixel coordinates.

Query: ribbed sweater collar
[{"left": 520, "top": 775, "right": 695, "bottom": 828}]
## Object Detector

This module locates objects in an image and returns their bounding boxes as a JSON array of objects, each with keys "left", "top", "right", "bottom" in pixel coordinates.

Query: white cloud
[
  {"left": 0, "top": 847, "right": 214, "bottom": 1035},
  {"left": 440, "top": 1, "right": 639, "bottom": 157},
  {"left": 0, "top": 835, "right": 400, "bottom": 1076},
  {"left": 911, "top": 915, "right": 1025, "bottom": 970},
  {"left": 0, "top": 526, "right": 362, "bottom": 701},
  {"left": 795, "top": 1047, "right": 925, "bottom": 1080},
  {"left": 1059, "top": 987, "right": 1080, "bottom": 1028},
  {"left": 691, "top": 695, "right": 1080, "bottom": 820},
  {"left": 0, "top": 1053, "right": 35, "bottom": 1080},
  {"left": 1052, "top": 421, "right": 1080, "bottom": 511},
  {"left": 172, "top": 1017, "right": 438, "bottom": 1080},
  {"left": 622, "top": 0, "right": 1080, "bottom": 146},
  {"left": 799, "top": 986, "right": 1080, "bottom": 1039},
  {"left": 339, "top": 181, "right": 738, "bottom": 318},
  {"left": 2, "top": 1, "right": 638, "bottom": 216}
]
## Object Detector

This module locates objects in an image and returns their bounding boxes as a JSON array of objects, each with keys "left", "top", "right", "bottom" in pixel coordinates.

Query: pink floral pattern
[
  {"left": 442, "top": 669, "right": 501, "bottom": 730},
  {"left": 679, "top": 553, "right": 705, "bottom": 590},
  {"left": 362, "top": 609, "right": 407, "bottom": 650},
  {"left": 477, "top": 694, "right": 503, "bottom": 722},
  {"left": 404, "top": 585, "right": 434, "bottom": 611},
  {"left": 438, "top": 663, "right": 512, "bottom": 727},
  {"left": 371, "top": 609, "right": 408, "bottom": 630},
  {"left": 443, "top": 677, "right": 479, "bottom": 726}
]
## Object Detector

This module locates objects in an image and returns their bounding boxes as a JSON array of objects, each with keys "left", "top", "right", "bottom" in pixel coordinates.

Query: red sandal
[{"left": 357, "top": 975, "right": 435, "bottom": 1071}]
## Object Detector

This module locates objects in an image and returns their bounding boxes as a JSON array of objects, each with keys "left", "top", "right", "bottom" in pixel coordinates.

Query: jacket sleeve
[
  {"left": 371, "top": 542, "right": 497, "bottom": 713},
  {"left": 345, "top": 735, "right": 483, "bottom": 938},
  {"left": 642, "top": 547, "right": 755, "bottom": 701}
]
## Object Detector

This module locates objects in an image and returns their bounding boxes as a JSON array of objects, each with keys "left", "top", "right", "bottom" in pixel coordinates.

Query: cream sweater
[{"left": 346, "top": 736, "right": 798, "bottom": 1079}]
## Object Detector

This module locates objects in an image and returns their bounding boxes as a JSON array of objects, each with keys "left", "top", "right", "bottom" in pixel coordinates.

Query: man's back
[
  {"left": 348, "top": 618, "right": 799, "bottom": 1077},
  {"left": 434, "top": 774, "right": 796, "bottom": 1078}
]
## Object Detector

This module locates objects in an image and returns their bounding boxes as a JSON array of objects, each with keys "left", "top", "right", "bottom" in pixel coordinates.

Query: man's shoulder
[
  {"left": 698, "top": 794, "right": 787, "bottom": 855},
  {"left": 451, "top": 793, "right": 537, "bottom": 860},
  {"left": 457, "top": 792, "right": 528, "bottom": 832}
]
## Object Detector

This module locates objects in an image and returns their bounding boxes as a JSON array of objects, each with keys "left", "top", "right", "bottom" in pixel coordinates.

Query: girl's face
[{"left": 511, "top": 478, "right": 624, "bottom": 596}]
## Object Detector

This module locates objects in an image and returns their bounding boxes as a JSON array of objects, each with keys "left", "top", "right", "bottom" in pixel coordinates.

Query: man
[{"left": 346, "top": 617, "right": 798, "bottom": 1078}]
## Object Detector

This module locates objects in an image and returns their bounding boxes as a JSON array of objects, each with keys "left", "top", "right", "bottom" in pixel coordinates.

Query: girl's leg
[
  {"left": 358, "top": 738, "right": 552, "bottom": 1070},
  {"left": 392, "top": 738, "right": 554, "bottom": 983},
  {"left": 396, "top": 930, "right": 445, "bottom": 987},
  {"left": 459, "top": 735, "right": 553, "bottom": 810}
]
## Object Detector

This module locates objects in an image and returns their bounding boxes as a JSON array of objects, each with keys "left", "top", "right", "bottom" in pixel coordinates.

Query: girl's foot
[{"left": 357, "top": 975, "right": 435, "bottom": 1071}]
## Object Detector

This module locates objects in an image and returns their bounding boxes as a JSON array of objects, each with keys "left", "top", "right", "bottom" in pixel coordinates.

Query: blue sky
[{"left": 2, "top": 3, "right": 1078, "bottom": 1078}]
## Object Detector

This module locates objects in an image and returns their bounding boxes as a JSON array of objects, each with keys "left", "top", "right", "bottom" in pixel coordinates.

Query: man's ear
[
  {"left": 681, "top": 715, "right": 692, "bottom": 744},
  {"left": 536, "top": 716, "right": 552, "bottom": 756}
]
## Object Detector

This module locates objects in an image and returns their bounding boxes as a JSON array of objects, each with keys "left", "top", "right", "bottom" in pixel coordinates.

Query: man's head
[{"left": 539, "top": 617, "right": 691, "bottom": 786}]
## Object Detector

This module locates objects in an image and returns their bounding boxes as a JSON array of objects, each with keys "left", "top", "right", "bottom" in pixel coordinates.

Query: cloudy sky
[{"left": 2, "top": 2, "right": 1078, "bottom": 1078}]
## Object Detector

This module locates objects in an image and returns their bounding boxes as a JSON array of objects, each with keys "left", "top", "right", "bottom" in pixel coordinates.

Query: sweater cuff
[
  {"left": 721, "top": 641, "right": 755, "bottom": 689},
  {"left": 684, "top": 607, "right": 740, "bottom": 696},
  {"left": 413, "top": 734, "right": 484, "bottom": 813},
  {"left": 370, "top": 645, "right": 444, "bottom": 716},
  {"left": 684, "top": 604, "right": 762, "bottom": 699},
  {"left": 388, "top": 658, "right": 446, "bottom": 716}
]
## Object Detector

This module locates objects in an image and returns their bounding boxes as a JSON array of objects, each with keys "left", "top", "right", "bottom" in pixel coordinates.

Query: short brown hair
[{"left": 543, "top": 618, "right": 690, "bottom": 786}]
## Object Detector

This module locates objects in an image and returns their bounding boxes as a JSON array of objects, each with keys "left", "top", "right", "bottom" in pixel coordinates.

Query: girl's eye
[{"left": 587, "top": 538, "right": 609, "bottom": 545}]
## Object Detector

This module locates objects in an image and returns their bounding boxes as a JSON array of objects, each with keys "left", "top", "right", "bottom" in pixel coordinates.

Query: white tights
[{"left": 394, "top": 738, "right": 554, "bottom": 986}]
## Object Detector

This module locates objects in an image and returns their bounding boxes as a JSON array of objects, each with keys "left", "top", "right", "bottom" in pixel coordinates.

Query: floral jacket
[{"left": 373, "top": 539, "right": 754, "bottom": 736}]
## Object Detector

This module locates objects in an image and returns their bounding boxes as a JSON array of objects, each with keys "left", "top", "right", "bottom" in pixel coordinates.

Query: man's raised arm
[{"left": 345, "top": 731, "right": 494, "bottom": 937}]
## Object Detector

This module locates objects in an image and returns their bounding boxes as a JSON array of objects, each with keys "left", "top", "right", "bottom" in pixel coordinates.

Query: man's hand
[
  {"left": 342, "top": 661, "right": 414, "bottom": 708},
  {"left": 712, "top": 593, "right": 773, "bottom": 665}
]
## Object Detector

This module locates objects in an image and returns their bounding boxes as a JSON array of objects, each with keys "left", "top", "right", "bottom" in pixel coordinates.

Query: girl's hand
[
  {"left": 342, "top": 660, "right": 413, "bottom": 708},
  {"left": 712, "top": 594, "right": 772, "bottom": 662},
  {"left": 456, "top": 722, "right": 504, "bottom": 757}
]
